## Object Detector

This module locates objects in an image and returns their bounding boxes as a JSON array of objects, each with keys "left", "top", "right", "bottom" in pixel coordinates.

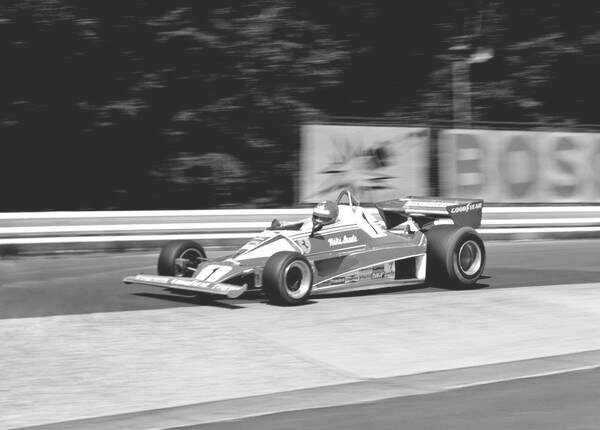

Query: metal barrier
[{"left": 1, "top": 206, "right": 600, "bottom": 253}]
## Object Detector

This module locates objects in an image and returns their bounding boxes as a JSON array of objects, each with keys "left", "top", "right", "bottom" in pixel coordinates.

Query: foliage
[{"left": 1, "top": 1, "right": 599, "bottom": 210}]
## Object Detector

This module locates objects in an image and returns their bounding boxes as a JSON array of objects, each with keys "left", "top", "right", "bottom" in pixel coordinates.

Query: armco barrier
[{"left": 1, "top": 206, "right": 600, "bottom": 254}]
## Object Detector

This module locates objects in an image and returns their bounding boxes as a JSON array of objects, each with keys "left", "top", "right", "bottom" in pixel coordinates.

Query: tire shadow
[
  {"left": 440, "top": 274, "right": 491, "bottom": 290},
  {"left": 314, "top": 283, "right": 429, "bottom": 299},
  {"left": 264, "top": 299, "right": 319, "bottom": 307},
  {"left": 438, "top": 281, "right": 490, "bottom": 291},
  {"left": 315, "top": 276, "right": 492, "bottom": 299}
]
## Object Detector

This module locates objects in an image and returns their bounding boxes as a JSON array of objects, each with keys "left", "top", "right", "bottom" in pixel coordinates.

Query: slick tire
[
  {"left": 425, "top": 225, "right": 486, "bottom": 288},
  {"left": 157, "top": 240, "right": 206, "bottom": 277},
  {"left": 262, "top": 251, "right": 313, "bottom": 306}
]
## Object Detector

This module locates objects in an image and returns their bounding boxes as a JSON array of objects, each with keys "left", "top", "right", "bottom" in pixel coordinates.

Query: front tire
[
  {"left": 157, "top": 240, "right": 206, "bottom": 277},
  {"left": 425, "top": 225, "right": 486, "bottom": 288},
  {"left": 262, "top": 251, "right": 313, "bottom": 306}
]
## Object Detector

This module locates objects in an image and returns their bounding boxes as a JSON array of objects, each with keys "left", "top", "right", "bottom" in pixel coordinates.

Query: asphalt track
[
  {"left": 1, "top": 239, "right": 599, "bottom": 319},
  {"left": 2, "top": 239, "right": 600, "bottom": 429},
  {"left": 182, "top": 367, "right": 600, "bottom": 430}
]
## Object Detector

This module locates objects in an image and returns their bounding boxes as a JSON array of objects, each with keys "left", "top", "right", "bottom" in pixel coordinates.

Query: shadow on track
[
  {"left": 313, "top": 277, "right": 492, "bottom": 300},
  {"left": 134, "top": 277, "right": 493, "bottom": 307},
  {"left": 134, "top": 292, "right": 248, "bottom": 310},
  {"left": 314, "top": 283, "right": 429, "bottom": 300},
  {"left": 442, "top": 282, "right": 490, "bottom": 291}
]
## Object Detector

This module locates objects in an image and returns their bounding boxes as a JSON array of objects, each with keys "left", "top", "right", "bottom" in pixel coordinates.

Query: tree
[{"left": 2, "top": 1, "right": 600, "bottom": 210}]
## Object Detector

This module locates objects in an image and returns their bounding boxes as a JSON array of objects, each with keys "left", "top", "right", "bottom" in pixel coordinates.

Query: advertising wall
[
  {"left": 439, "top": 129, "right": 600, "bottom": 202},
  {"left": 299, "top": 124, "right": 430, "bottom": 203}
]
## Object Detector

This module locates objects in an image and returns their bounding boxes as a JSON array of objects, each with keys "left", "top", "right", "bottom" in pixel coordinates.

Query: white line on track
[{"left": 445, "top": 364, "right": 600, "bottom": 391}]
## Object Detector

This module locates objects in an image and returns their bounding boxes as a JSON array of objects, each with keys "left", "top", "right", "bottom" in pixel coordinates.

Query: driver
[{"left": 312, "top": 200, "right": 339, "bottom": 226}]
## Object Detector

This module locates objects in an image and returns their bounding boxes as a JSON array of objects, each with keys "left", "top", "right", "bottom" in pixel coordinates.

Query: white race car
[{"left": 124, "top": 190, "right": 486, "bottom": 305}]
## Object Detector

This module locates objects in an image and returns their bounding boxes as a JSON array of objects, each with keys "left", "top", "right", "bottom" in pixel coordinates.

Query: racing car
[{"left": 123, "top": 190, "right": 486, "bottom": 305}]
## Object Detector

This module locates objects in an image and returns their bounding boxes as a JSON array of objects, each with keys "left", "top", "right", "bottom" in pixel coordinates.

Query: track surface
[
  {"left": 1, "top": 239, "right": 599, "bottom": 319},
  {"left": 183, "top": 367, "right": 600, "bottom": 430},
  {"left": 2, "top": 240, "right": 600, "bottom": 430}
]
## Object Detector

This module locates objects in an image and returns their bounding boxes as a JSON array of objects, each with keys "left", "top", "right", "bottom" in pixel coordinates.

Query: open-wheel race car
[{"left": 123, "top": 190, "right": 486, "bottom": 305}]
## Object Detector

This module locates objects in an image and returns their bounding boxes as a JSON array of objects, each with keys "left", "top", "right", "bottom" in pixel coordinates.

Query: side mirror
[
  {"left": 310, "top": 221, "right": 324, "bottom": 237},
  {"left": 268, "top": 218, "right": 281, "bottom": 230}
]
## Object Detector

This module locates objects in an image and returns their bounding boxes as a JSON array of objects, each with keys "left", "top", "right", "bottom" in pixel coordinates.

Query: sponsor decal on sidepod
[
  {"left": 329, "top": 277, "right": 346, "bottom": 285},
  {"left": 359, "top": 268, "right": 373, "bottom": 280},
  {"left": 346, "top": 272, "right": 359, "bottom": 283},
  {"left": 328, "top": 234, "right": 358, "bottom": 247},
  {"left": 371, "top": 262, "right": 395, "bottom": 280},
  {"left": 372, "top": 268, "right": 385, "bottom": 279}
]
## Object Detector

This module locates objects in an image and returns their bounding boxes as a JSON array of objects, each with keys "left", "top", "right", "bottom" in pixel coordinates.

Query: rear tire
[
  {"left": 425, "top": 225, "right": 486, "bottom": 288},
  {"left": 262, "top": 251, "right": 313, "bottom": 306},
  {"left": 157, "top": 240, "right": 206, "bottom": 277}
]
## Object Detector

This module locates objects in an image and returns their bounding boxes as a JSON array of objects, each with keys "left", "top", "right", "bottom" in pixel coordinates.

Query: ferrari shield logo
[{"left": 295, "top": 238, "right": 311, "bottom": 253}]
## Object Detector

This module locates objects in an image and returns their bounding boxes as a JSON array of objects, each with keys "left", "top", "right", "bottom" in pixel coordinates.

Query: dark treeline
[{"left": 1, "top": 1, "right": 599, "bottom": 210}]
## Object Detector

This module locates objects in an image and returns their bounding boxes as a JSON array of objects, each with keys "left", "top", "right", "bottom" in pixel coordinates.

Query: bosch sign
[{"left": 439, "top": 129, "right": 600, "bottom": 202}]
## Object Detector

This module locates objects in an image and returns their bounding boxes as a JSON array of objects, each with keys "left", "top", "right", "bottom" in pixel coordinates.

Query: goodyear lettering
[
  {"left": 450, "top": 202, "right": 482, "bottom": 214},
  {"left": 328, "top": 234, "right": 358, "bottom": 247}
]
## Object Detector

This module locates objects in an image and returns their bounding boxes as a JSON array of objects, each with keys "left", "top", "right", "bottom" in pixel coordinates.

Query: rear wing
[{"left": 375, "top": 197, "right": 484, "bottom": 229}]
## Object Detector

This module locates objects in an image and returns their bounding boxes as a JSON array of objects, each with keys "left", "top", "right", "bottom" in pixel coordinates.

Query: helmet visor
[{"left": 313, "top": 215, "right": 332, "bottom": 225}]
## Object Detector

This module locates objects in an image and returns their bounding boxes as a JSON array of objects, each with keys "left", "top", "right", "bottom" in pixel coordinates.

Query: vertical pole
[{"left": 452, "top": 59, "right": 472, "bottom": 128}]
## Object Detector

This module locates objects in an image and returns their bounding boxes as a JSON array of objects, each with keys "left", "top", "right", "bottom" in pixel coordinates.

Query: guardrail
[{"left": 1, "top": 206, "right": 600, "bottom": 254}]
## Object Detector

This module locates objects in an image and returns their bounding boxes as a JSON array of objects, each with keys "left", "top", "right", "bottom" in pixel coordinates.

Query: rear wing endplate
[{"left": 375, "top": 197, "right": 484, "bottom": 229}]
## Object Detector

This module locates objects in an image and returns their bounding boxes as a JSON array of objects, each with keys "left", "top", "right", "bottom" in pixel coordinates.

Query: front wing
[{"left": 123, "top": 274, "right": 247, "bottom": 298}]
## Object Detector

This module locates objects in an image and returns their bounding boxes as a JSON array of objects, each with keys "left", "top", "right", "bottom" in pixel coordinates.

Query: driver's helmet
[{"left": 312, "top": 200, "right": 339, "bottom": 226}]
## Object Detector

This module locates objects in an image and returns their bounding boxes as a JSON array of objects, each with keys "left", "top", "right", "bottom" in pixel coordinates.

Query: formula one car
[{"left": 123, "top": 190, "right": 486, "bottom": 305}]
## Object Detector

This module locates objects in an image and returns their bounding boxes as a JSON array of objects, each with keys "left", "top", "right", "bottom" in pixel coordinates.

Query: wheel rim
[
  {"left": 174, "top": 248, "right": 204, "bottom": 277},
  {"left": 457, "top": 240, "right": 482, "bottom": 277},
  {"left": 284, "top": 260, "right": 312, "bottom": 299}
]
